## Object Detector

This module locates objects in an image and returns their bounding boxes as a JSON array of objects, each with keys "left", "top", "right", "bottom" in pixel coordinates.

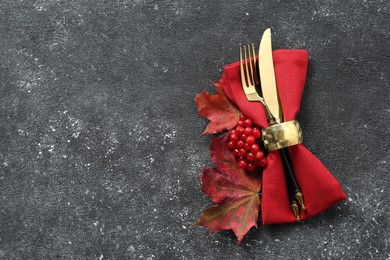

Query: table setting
[
  {"left": 0, "top": 1, "right": 388, "bottom": 259},
  {"left": 194, "top": 28, "right": 347, "bottom": 244}
]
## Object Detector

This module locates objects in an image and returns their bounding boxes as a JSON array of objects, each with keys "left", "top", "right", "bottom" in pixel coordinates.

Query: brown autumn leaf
[
  {"left": 194, "top": 134, "right": 261, "bottom": 244},
  {"left": 195, "top": 83, "right": 241, "bottom": 135}
]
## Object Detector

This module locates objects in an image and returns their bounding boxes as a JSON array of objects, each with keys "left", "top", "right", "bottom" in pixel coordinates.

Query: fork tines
[{"left": 239, "top": 44, "right": 257, "bottom": 89}]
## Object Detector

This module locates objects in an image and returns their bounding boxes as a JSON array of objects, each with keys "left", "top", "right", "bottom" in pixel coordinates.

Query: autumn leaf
[
  {"left": 195, "top": 83, "right": 241, "bottom": 135},
  {"left": 194, "top": 134, "right": 261, "bottom": 244}
]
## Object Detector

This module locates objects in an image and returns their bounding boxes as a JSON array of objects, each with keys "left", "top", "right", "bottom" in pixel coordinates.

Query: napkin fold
[{"left": 220, "top": 49, "right": 346, "bottom": 224}]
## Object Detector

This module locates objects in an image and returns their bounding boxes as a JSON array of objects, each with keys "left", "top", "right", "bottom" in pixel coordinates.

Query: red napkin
[{"left": 220, "top": 49, "right": 347, "bottom": 224}]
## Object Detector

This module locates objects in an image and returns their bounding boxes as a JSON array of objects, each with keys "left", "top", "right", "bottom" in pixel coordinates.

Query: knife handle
[
  {"left": 278, "top": 147, "right": 305, "bottom": 213},
  {"left": 265, "top": 118, "right": 305, "bottom": 212},
  {"left": 279, "top": 148, "right": 300, "bottom": 193}
]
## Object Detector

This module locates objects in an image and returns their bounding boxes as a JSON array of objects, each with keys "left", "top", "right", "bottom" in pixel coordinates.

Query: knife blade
[{"left": 258, "top": 28, "right": 283, "bottom": 124}]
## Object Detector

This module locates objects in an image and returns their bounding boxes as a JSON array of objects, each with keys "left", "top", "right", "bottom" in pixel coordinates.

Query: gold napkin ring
[{"left": 262, "top": 120, "right": 303, "bottom": 152}]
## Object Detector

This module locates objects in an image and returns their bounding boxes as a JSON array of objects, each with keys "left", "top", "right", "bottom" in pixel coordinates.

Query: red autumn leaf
[
  {"left": 194, "top": 134, "right": 261, "bottom": 244},
  {"left": 195, "top": 82, "right": 241, "bottom": 135}
]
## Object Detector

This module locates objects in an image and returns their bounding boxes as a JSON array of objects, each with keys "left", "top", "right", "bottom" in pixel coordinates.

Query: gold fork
[
  {"left": 239, "top": 44, "right": 302, "bottom": 221},
  {"left": 239, "top": 45, "right": 276, "bottom": 125}
]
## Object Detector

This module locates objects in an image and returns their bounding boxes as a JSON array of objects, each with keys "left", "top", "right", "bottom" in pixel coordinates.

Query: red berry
[
  {"left": 235, "top": 126, "right": 244, "bottom": 135},
  {"left": 229, "top": 129, "right": 237, "bottom": 136},
  {"left": 250, "top": 144, "right": 260, "bottom": 154},
  {"left": 255, "top": 151, "right": 264, "bottom": 160},
  {"left": 244, "top": 127, "right": 253, "bottom": 135},
  {"left": 237, "top": 140, "right": 245, "bottom": 149},
  {"left": 246, "top": 135, "right": 256, "bottom": 145},
  {"left": 239, "top": 114, "right": 246, "bottom": 121},
  {"left": 259, "top": 158, "right": 268, "bottom": 167},
  {"left": 244, "top": 142, "right": 250, "bottom": 151},
  {"left": 238, "top": 159, "right": 248, "bottom": 169},
  {"left": 247, "top": 163, "right": 255, "bottom": 172},
  {"left": 240, "top": 134, "right": 247, "bottom": 141},
  {"left": 228, "top": 141, "right": 236, "bottom": 150},
  {"left": 233, "top": 149, "right": 239, "bottom": 157},
  {"left": 230, "top": 133, "right": 239, "bottom": 142},
  {"left": 246, "top": 152, "right": 255, "bottom": 161},
  {"left": 238, "top": 148, "right": 247, "bottom": 157},
  {"left": 252, "top": 127, "right": 261, "bottom": 138},
  {"left": 238, "top": 120, "right": 245, "bottom": 127},
  {"left": 244, "top": 119, "right": 252, "bottom": 127}
]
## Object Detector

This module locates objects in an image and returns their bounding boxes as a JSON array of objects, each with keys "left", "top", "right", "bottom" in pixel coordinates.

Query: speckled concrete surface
[{"left": 0, "top": 0, "right": 389, "bottom": 259}]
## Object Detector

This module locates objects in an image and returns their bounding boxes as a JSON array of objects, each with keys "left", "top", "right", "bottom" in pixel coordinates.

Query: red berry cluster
[{"left": 228, "top": 114, "right": 268, "bottom": 171}]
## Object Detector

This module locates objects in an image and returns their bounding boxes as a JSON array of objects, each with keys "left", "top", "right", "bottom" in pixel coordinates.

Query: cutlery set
[{"left": 239, "top": 28, "right": 305, "bottom": 221}]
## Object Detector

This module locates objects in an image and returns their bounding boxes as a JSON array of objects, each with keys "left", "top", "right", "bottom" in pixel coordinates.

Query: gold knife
[{"left": 258, "top": 28, "right": 305, "bottom": 220}]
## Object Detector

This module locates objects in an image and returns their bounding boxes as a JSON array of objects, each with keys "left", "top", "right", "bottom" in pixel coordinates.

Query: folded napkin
[{"left": 220, "top": 49, "right": 347, "bottom": 224}]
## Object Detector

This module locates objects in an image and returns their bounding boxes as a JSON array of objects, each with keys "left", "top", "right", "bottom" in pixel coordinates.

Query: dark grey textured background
[{"left": 0, "top": 0, "right": 389, "bottom": 259}]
